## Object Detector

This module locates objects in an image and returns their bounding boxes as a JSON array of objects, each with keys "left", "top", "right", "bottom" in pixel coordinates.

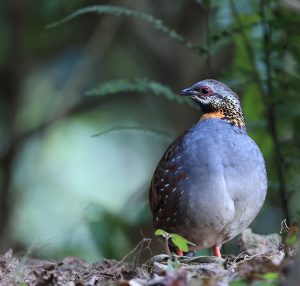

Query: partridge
[{"left": 149, "top": 79, "right": 267, "bottom": 257}]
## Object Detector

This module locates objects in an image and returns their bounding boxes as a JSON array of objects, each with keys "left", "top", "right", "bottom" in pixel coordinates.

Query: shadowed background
[{"left": 0, "top": 0, "right": 299, "bottom": 261}]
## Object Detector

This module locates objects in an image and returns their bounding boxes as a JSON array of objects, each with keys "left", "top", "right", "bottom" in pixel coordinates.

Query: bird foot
[
  {"left": 212, "top": 245, "right": 221, "bottom": 257},
  {"left": 177, "top": 248, "right": 183, "bottom": 256}
]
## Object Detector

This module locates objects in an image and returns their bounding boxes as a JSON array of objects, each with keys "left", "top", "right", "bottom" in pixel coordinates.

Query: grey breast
[{"left": 152, "top": 118, "right": 267, "bottom": 249}]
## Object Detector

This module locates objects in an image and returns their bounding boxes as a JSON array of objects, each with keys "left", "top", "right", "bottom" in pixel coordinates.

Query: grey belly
[{"left": 163, "top": 145, "right": 266, "bottom": 249}]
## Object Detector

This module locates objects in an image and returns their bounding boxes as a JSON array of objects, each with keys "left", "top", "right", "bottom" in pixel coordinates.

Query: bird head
[{"left": 181, "top": 79, "right": 245, "bottom": 129}]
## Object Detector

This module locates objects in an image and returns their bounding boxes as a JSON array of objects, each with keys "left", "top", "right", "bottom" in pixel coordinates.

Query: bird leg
[
  {"left": 177, "top": 248, "right": 183, "bottom": 256},
  {"left": 212, "top": 245, "right": 221, "bottom": 257}
]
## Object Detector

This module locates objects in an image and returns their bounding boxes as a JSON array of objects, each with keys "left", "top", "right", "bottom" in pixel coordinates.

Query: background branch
[
  {"left": 259, "top": 0, "right": 290, "bottom": 224},
  {"left": 229, "top": 0, "right": 290, "bottom": 224}
]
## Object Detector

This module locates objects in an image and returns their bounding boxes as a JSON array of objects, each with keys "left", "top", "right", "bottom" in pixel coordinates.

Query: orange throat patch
[
  {"left": 199, "top": 111, "right": 224, "bottom": 121},
  {"left": 199, "top": 110, "right": 246, "bottom": 129}
]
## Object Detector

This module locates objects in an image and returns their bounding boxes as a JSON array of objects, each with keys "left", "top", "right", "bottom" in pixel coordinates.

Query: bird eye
[{"left": 200, "top": 87, "right": 211, "bottom": 95}]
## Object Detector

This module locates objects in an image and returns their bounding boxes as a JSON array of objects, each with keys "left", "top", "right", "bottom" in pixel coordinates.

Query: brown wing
[
  {"left": 149, "top": 143, "right": 178, "bottom": 214},
  {"left": 149, "top": 134, "right": 189, "bottom": 229}
]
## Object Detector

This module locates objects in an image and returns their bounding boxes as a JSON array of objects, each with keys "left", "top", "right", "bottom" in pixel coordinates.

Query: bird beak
[{"left": 181, "top": 87, "right": 196, "bottom": 97}]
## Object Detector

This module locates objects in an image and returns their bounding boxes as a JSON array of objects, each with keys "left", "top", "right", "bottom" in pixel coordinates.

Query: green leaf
[
  {"left": 46, "top": 5, "right": 203, "bottom": 52},
  {"left": 86, "top": 78, "right": 197, "bottom": 108},
  {"left": 170, "top": 233, "right": 195, "bottom": 253},
  {"left": 166, "top": 257, "right": 181, "bottom": 272},
  {"left": 252, "top": 282, "right": 278, "bottom": 286},
  {"left": 173, "top": 257, "right": 181, "bottom": 269},
  {"left": 259, "top": 272, "right": 279, "bottom": 281},
  {"left": 166, "top": 258, "right": 175, "bottom": 271},
  {"left": 155, "top": 229, "right": 169, "bottom": 237},
  {"left": 229, "top": 280, "right": 248, "bottom": 286},
  {"left": 286, "top": 233, "right": 298, "bottom": 246}
]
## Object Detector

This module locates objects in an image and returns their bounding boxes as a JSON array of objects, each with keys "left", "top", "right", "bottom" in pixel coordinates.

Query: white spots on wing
[
  {"left": 155, "top": 217, "right": 159, "bottom": 222},
  {"left": 172, "top": 187, "right": 177, "bottom": 193},
  {"left": 172, "top": 212, "right": 178, "bottom": 223},
  {"left": 178, "top": 190, "right": 185, "bottom": 200},
  {"left": 165, "top": 194, "right": 168, "bottom": 199},
  {"left": 171, "top": 158, "right": 175, "bottom": 163},
  {"left": 174, "top": 166, "right": 182, "bottom": 175},
  {"left": 176, "top": 155, "right": 181, "bottom": 160},
  {"left": 164, "top": 183, "right": 170, "bottom": 188},
  {"left": 166, "top": 217, "right": 170, "bottom": 222},
  {"left": 158, "top": 208, "right": 162, "bottom": 213},
  {"left": 160, "top": 178, "right": 164, "bottom": 182},
  {"left": 165, "top": 170, "right": 170, "bottom": 173}
]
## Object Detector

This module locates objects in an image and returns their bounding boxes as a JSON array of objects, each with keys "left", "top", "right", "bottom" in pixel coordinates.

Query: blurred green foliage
[{"left": 0, "top": 0, "right": 299, "bottom": 263}]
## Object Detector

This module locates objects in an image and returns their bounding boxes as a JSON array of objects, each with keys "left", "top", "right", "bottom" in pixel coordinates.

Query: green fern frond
[
  {"left": 212, "top": 21, "right": 260, "bottom": 42},
  {"left": 86, "top": 78, "right": 197, "bottom": 108},
  {"left": 47, "top": 5, "right": 207, "bottom": 53},
  {"left": 92, "top": 126, "right": 173, "bottom": 143}
]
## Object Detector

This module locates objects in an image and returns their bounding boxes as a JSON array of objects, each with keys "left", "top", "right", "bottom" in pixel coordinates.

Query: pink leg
[
  {"left": 177, "top": 248, "right": 183, "bottom": 256},
  {"left": 212, "top": 245, "right": 221, "bottom": 257}
]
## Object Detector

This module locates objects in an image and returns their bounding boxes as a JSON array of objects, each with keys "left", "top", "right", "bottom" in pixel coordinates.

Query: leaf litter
[{"left": 0, "top": 229, "right": 297, "bottom": 286}]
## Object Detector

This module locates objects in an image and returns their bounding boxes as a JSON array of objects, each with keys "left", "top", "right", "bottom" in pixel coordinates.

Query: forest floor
[{"left": 0, "top": 229, "right": 296, "bottom": 286}]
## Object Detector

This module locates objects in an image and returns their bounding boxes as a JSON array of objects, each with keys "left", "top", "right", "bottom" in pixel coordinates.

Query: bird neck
[{"left": 199, "top": 109, "right": 246, "bottom": 130}]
